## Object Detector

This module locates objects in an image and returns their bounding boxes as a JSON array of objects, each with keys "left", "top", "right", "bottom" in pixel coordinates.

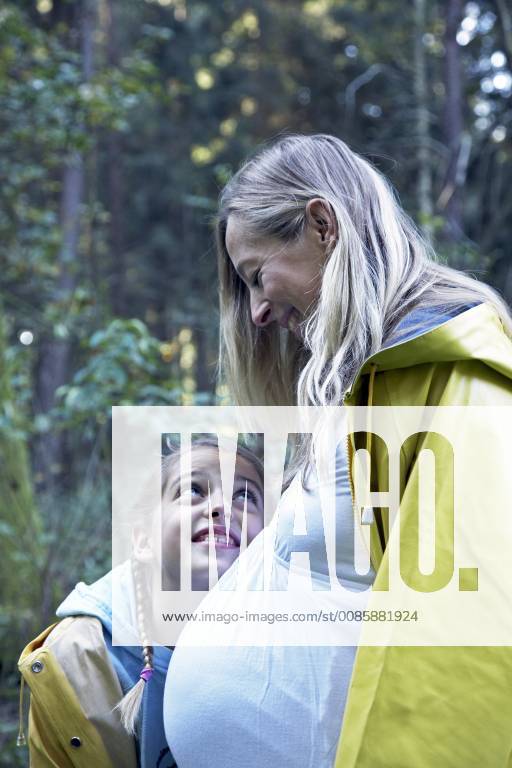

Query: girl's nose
[{"left": 206, "top": 488, "right": 225, "bottom": 520}]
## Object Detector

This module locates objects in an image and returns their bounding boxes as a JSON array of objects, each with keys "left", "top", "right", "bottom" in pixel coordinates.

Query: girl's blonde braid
[{"left": 115, "top": 557, "right": 154, "bottom": 735}]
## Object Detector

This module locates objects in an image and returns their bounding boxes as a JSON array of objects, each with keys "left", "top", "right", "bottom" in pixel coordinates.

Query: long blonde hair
[{"left": 216, "top": 133, "right": 511, "bottom": 407}]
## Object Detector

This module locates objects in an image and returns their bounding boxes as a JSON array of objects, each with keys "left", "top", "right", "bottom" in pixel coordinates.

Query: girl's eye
[
  {"left": 251, "top": 270, "right": 261, "bottom": 288},
  {"left": 176, "top": 482, "right": 203, "bottom": 499},
  {"left": 234, "top": 487, "right": 259, "bottom": 505}
]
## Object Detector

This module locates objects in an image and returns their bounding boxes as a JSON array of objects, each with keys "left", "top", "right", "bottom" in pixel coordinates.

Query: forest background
[{"left": 1, "top": 0, "right": 511, "bottom": 761}]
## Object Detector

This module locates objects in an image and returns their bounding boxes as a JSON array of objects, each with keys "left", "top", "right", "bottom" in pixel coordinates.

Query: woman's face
[
  {"left": 161, "top": 445, "right": 264, "bottom": 590},
  {"left": 225, "top": 201, "right": 335, "bottom": 335}
]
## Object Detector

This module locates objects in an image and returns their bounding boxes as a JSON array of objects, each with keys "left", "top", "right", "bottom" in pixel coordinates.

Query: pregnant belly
[
  {"left": 164, "top": 460, "right": 374, "bottom": 768},
  {"left": 163, "top": 549, "right": 371, "bottom": 768},
  {"left": 164, "top": 641, "right": 357, "bottom": 768}
]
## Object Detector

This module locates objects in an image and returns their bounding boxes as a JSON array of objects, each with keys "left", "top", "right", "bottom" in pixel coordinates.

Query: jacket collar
[{"left": 346, "top": 303, "right": 512, "bottom": 401}]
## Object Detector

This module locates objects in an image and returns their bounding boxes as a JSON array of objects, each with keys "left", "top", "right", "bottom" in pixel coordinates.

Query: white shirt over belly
[{"left": 164, "top": 443, "right": 375, "bottom": 768}]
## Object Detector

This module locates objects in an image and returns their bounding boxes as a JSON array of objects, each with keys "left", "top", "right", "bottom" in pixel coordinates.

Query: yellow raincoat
[
  {"left": 17, "top": 616, "right": 136, "bottom": 767},
  {"left": 336, "top": 302, "right": 512, "bottom": 767}
]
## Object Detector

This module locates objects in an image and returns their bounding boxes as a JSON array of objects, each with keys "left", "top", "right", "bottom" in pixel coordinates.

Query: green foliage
[{"left": 56, "top": 318, "right": 182, "bottom": 431}]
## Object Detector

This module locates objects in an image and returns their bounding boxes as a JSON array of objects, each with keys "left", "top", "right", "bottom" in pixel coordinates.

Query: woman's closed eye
[{"left": 251, "top": 269, "right": 262, "bottom": 288}]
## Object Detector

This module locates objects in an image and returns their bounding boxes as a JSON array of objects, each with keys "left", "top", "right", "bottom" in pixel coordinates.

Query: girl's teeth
[{"left": 196, "top": 534, "right": 236, "bottom": 546}]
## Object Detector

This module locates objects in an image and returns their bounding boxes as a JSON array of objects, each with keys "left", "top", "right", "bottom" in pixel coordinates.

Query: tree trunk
[
  {"left": 34, "top": 156, "right": 84, "bottom": 483},
  {"left": 414, "top": 0, "right": 433, "bottom": 239},
  {"left": 34, "top": 0, "right": 95, "bottom": 487},
  {"left": 495, "top": 0, "right": 512, "bottom": 65},
  {"left": 105, "top": 0, "right": 127, "bottom": 316},
  {"left": 440, "top": 0, "right": 464, "bottom": 240},
  {"left": 0, "top": 304, "right": 41, "bottom": 676},
  {"left": 195, "top": 322, "right": 215, "bottom": 397}
]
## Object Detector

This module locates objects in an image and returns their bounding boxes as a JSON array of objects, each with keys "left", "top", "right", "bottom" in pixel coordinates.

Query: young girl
[{"left": 18, "top": 435, "right": 264, "bottom": 768}]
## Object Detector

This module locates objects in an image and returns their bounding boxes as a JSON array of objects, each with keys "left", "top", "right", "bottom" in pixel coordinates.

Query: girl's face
[
  {"left": 225, "top": 201, "right": 335, "bottom": 335},
  {"left": 161, "top": 445, "right": 264, "bottom": 590}
]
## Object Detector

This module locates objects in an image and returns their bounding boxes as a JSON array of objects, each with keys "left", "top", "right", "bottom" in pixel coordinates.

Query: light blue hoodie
[{"left": 57, "top": 561, "right": 175, "bottom": 768}]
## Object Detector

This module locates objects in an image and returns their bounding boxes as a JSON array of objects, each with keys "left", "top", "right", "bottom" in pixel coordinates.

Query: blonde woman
[{"left": 164, "top": 134, "right": 512, "bottom": 768}]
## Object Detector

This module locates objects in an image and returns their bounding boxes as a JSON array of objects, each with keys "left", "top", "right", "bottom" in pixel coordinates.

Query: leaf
[{"left": 90, "top": 329, "right": 107, "bottom": 348}]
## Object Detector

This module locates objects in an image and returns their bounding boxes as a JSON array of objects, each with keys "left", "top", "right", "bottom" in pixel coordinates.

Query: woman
[{"left": 164, "top": 134, "right": 512, "bottom": 767}]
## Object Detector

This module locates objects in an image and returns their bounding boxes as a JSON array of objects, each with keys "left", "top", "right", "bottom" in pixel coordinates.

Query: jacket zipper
[{"left": 345, "top": 363, "right": 378, "bottom": 572}]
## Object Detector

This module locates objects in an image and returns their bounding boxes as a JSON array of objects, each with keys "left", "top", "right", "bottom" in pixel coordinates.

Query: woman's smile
[{"left": 225, "top": 210, "right": 329, "bottom": 329}]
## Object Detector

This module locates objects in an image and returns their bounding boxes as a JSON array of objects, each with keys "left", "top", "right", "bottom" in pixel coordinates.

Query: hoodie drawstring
[
  {"left": 366, "top": 363, "right": 377, "bottom": 455},
  {"left": 17, "top": 674, "right": 26, "bottom": 747},
  {"left": 360, "top": 363, "right": 378, "bottom": 525}
]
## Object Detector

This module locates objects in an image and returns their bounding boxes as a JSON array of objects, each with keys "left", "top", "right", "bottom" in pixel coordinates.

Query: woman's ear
[
  {"left": 132, "top": 523, "right": 154, "bottom": 564},
  {"left": 305, "top": 198, "right": 338, "bottom": 246}
]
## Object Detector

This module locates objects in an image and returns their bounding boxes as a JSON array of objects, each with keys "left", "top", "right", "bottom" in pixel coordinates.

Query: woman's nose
[{"left": 251, "top": 295, "right": 274, "bottom": 327}]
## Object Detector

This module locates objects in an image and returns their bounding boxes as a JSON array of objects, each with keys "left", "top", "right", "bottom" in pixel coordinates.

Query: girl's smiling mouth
[{"left": 192, "top": 525, "right": 240, "bottom": 548}]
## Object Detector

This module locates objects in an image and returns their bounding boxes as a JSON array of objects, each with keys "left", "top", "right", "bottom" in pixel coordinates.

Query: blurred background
[{"left": 1, "top": 0, "right": 511, "bottom": 760}]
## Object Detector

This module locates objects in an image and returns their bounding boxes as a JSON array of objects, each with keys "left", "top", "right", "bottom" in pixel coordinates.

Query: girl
[
  {"left": 164, "top": 133, "right": 512, "bottom": 768},
  {"left": 18, "top": 435, "right": 264, "bottom": 768}
]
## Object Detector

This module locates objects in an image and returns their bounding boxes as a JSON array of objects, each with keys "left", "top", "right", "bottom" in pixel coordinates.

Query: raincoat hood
[
  {"left": 57, "top": 561, "right": 140, "bottom": 647},
  {"left": 353, "top": 302, "right": 512, "bottom": 384}
]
